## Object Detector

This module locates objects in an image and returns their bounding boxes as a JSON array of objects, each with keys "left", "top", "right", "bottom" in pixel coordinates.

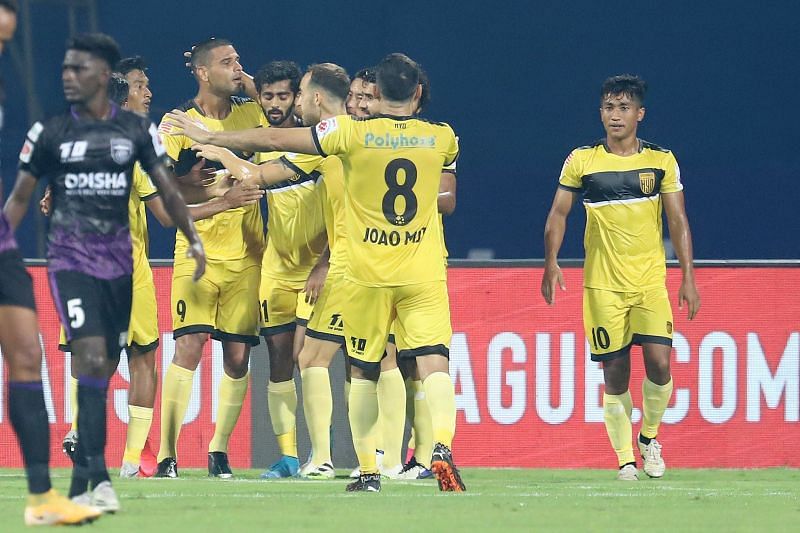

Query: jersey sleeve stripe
[
  {"left": 558, "top": 183, "right": 582, "bottom": 193},
  {"left": 280, "top": 156, "right": 314, "bottom": 179},
  {"left": 310, "top": 127, "right": 327, "bottom": 157},
  {"left": 141, "top": 192, "right": 159, "bottom": 201}
]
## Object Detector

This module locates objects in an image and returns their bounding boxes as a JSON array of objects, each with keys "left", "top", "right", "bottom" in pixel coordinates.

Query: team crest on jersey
[
  {"left": 110, "top": 138, "right": 134, "bottom": 165},
  {"left": 666, "top": 321, "right": 673, "bottom": 334},
  {"left": 639, "top": 171, "right": 656, "bottom": 194}
]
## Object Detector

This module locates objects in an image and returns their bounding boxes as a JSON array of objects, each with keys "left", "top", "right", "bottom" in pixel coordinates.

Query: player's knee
[{"left": 6, "top": 343, "right": 43, "bottom": 379}]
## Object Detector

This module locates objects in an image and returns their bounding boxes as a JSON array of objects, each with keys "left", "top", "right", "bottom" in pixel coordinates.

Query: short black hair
[
  {"left": 0, "top": 0, "right": 18, "bottom": 13},
  {"left": 117, "top": 56, "right": 147, "bottom": 76},
  {"left": 354, "top": 67, "right": 376, "bottom": 84},
  {"left": 306, "top": 63, "right": 350, "bottom": 102},
  {"left": 108, "top": 74, "right": 129, "bottom": 105},
  {"left": 376, "top": 53, "right": 419, "bottom": 102},
  {"left": 417, "top": 65, "right": 430, "bottom": 114},
  {"left": 190, "top": 37, "right": 233, "bottom": 71},
  {"left": 67, "top": 33, "right": 121, "bottom": 70},
  {"left": 254, "top": 60, "right": 302, "bottom": 94},
  {"left": 601, "top": 74, "right": 647, "bottom": 106}
]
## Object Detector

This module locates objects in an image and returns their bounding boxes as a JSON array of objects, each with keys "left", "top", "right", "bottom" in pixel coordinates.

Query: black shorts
[
  {"left": 49, "top": 270, "right": 132, "bottom": 348},
  {"left": 0, "top": 249, "right": 36, "bottom": 310}
]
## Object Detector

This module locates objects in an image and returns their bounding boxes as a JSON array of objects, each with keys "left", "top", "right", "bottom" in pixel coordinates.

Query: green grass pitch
[{"left": 1, "top": 468, "right": 798, "bottom": 531}]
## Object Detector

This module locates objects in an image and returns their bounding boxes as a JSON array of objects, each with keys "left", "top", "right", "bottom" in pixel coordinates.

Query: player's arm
[
  {"left": 194, "top": 144, "right": 301, "bottom": 188},
  {"left": 3, "top": 170, "right": 38, "bottom": 230},
  {"left": 187, "top": 181, "right": 264, "bottom": 222},
  {"left": 164, "top": 110, "right": 319, "bottom": 154},
  {"left": 303, "top": 245, "right": 330, "bottom": 305},
  {"left": 663, "top": 191, "right": 700, "bottom": 320},
  {"left": 541, "top": 188, "right": 576, "bottom": 305},
  {"left": 438, "top": 171, "right": 456, "bottom": 215},
  {"left": 147, "top": 162, "right": 206, "bottom": 280},
  {"left": 144, "top": 196, "right": 174, "bottom": 228}
]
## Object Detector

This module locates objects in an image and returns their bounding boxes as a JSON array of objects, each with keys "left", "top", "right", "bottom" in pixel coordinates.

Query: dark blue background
[{"left": 2, "top": 0, "right": 797, "bottom": 259}]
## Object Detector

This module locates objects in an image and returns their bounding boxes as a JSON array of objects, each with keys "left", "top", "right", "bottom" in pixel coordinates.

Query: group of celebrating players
[{"left": 0, "top": 0, "right": 700, "bottom": 526}]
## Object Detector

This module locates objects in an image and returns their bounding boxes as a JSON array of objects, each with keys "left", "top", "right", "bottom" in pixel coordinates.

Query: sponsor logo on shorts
[{"left": 666, "top": 321, "right": 673, "bottom": 334}]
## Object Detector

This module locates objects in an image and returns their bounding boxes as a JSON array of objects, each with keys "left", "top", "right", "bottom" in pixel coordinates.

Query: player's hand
[
  {"left": 679, "top": 277, "right": 700, "bottom": 320},
  {"left": 541, "top": 263, "right": 566, "bottom": 305},
  {"left": 186, "top": 241, "right": 206, "bottom": 282},
  {"left": 162, "top": 110, "right": 212, "bottom": 143},
  {"left": 192, "top": 144, "right": 237, "bottom": 170},
  {"left": 303, "top": 263, "right": 329, "bottom": 305},
  {"left": 221, "top": 180, "right": 264, "bottom": 209},
  {"left": 175, "top": 158, "right": 216, "bottom": 187},
  {"left": 39, "top": 186, "right": 52, "bottom": 216}
]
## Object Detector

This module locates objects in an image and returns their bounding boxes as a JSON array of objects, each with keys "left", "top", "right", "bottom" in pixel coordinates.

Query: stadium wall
[{"left": 0, "top": 261, "right": 798, "bottom": 469}]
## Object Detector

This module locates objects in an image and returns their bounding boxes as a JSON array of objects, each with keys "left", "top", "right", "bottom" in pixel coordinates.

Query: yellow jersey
[
  {"left": 312, "top": 114, "right": 459, "bottom": 287},
  {"left": 287, "top": 153, "right": 346, "bottom": 276},
  {"left": 558, "top": 139, "right": 683, "bottom": 291},
  {"left": 255, "top": 151, "right": 327, "bottom": 282},
  {"left": 160, "top": 97, "right": 266, "bottom": 264},
  {"left": 129, "top": 163, "right": 157, "bottom": 276}
]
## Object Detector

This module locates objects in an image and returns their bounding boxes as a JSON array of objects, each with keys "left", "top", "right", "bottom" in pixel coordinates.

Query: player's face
[
  {"left": 346, "top": 77, "right": 367, "bottom": 117},
  {"left": 259, "top": 79, "right": 296, "bottom": 127},
  {"left": 360, "top": 81, "right": 379, "bottom": 116},
  {"left": 204, "top": 45, "right": 244, "bottom": 96},
  {"left": 124, "top": 69, "right": 152, "bottom": 115},
  {"left": 600, "top": 93, "right": 645, "bottom": 141},
  {"left": 296, "top": 73, "right": 321, "bottom": 126},
  {"left": 0, "top": 7, "right": 17, "bottom": 56},
  {"left": 62, "top": 50, "right": 110, "bottom": 104}
]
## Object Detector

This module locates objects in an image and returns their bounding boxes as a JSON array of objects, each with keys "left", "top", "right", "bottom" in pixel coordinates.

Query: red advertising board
[
  {"left": 448, "top": 267, "right": 800, "bottom": 468},
  {"left": 1, "top": 265, "right": 798, "bottom": 469}
]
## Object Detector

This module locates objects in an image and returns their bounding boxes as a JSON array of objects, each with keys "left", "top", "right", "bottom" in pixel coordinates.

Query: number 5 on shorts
[{"left": 67, "top": 298, "right": 85, "bottom": 329}]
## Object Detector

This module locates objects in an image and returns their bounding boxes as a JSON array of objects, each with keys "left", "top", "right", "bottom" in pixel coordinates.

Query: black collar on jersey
[{"left": 601, "top": 138, "right": 644, "bottom": 154}]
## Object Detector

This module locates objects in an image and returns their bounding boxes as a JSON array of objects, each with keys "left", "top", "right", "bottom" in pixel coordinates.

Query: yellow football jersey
[
  {"left": 558, "top": 139, "right": 683, "bottom": 291},
  {"left": 160, "top": 97, "right": 266, "bottom": 263},
  {"left": 285, "top": 153, "right": 346, "bottom": 276},
  {"left": 129, "top": 163, "right": 157, "bottom": 274},
  {"left": 312, "top": 114, "right": 458, "bottom": 287},
  {"left": 255, "top": 151, "right": 327, "bottom": 282}
]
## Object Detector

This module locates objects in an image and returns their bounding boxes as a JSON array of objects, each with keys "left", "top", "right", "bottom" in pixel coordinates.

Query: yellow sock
[
  {"left": 641, "top": 378, "right": 674, "bottom": 439},
  {"left": 157, "top": 363, "right": 194, "bottom": 462},
  {"left": 603, "top": 391, "right": 634, "bottom": 466},
  {"left": 377, "top": 368, "right": 406, "bottom": 469},
  {"left": 412, "top": 379, "right": 434, "bottom": 467},
  {"left": 423, "top": 372, "right": 456, "bottom": 448},
  {"left": 123, "top": 405, "right": 153, "bottom": 464},
  {"left": 348, "top": 378, "right": 379, "bottom": 474},
  {"left": 268, "top": 380, "right": 297, "bottom": 458},
  {"left": 209, "top": 372, "right": 249, "bottom": 453},
  {"left": 301, "top": 367, "right": 333, "bottom": 464},
  {"left": 69, "top": 376, "right": 78, "bottom": 432}
]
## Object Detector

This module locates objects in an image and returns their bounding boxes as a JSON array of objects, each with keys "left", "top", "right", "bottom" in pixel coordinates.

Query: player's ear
[
  {"left": 414, "top": 83, "right": 422, "bottom": 101},
  {"left": 638, "top": 106, "right": 646, "bottom": 122}
]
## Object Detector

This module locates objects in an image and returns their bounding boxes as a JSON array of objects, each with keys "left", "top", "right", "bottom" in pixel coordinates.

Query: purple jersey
[
  {"left": 0, "top": 212, "right": 17, "bottom": 254},
  {"left": 18, "top": 104, "right": 166, "bottom": 279}
]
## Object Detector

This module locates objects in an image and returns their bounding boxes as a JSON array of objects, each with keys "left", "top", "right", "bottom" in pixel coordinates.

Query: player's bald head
[
  {"left": 376, "top": 53, "right": 419, "bottom": 103},
  {"left": 190, "top": 37, "right": 233, "bottom": 71}
]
